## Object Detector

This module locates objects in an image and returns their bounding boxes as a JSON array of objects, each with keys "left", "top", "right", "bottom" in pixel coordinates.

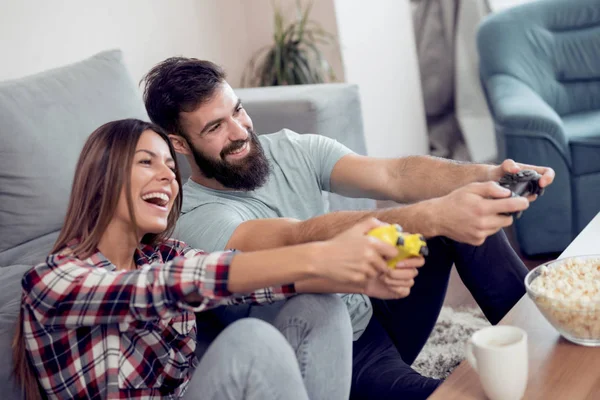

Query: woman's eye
[{"left": 140, "top": 159, "right": 151, "bottom": 165}]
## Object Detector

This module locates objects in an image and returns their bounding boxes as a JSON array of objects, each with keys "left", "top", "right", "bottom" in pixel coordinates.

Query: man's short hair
[{"left": 141, "top": 57, "right": 226, "bottom": 136}]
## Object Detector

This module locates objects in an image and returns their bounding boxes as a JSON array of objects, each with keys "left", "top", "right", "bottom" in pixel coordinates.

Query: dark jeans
[
  {"left": 196, "top": 230, "right": 528, "bottom": 400},
  {"left": 350, "top": 230, "right": 528, "bottom": 400}
]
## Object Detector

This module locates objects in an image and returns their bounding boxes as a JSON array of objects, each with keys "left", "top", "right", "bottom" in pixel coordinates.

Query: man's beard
[{"left": 190, "top": 128, "right": 270, "bottom": 191}]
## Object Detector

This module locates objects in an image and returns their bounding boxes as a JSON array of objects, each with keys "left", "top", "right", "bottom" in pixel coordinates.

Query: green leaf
[
  {"left": 281, "top": 21, "right": 297, "bottom": 44},
  {"left": 260, "top": 49, "right": 277, "bottom": 86},
  {"left": 289, "top": 49, "right": 311, "bottom": 84},
  {"left": 296, "top": 0, "right": 313, "bottom": 42},
  {"left": 273, "top": 0, "right": 284, "bottom": 39},
  {"left": 298, "top": 54, "right": 319, "bottom": 83}
]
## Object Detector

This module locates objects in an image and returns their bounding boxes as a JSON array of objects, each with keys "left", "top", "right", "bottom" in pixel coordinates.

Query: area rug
[{"left": 412, "top": 306, "right": 490, "bottom": 379}]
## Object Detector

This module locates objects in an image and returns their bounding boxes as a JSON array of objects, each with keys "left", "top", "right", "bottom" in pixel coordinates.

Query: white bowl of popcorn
[{"left": 525, "top": 255, "right": 600, "bottom": 346}]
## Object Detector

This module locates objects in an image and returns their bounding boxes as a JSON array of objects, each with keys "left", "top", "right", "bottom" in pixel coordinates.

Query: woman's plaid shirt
[{"left": 20, "top": 239, "right": 295, "bottom": 399}]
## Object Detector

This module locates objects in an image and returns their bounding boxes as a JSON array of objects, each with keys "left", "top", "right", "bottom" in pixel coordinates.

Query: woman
[{"left": 13, "top": 119, "right": 410, "bottom": 400}]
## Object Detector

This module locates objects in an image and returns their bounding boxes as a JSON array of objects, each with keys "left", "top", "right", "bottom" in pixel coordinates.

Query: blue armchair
[{"left": 477, "top": 0, "right": 600, "bottom": 256}]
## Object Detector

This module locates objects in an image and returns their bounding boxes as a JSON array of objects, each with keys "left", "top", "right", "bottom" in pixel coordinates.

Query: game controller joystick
[{"left": 498, "top": 169, "right": 544, "bottom": 218}]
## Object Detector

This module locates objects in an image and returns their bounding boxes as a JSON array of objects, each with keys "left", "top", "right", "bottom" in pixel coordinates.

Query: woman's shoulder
[
  {"left": 36, "top": 249, "right": 95, "bottom": 273},
  {"left": 39, "top": 240, "right": 96, "bottom": 268},
  {"left": 23, "top": 248, "right": 93, "bottom": 290},
  {"left": 43, "top": 246, "right": 83, "bottom": 265}
]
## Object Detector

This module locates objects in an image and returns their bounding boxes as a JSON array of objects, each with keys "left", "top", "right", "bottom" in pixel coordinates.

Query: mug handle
[{"left": 465, "top": 339, "right": 478, "bottom": 372}]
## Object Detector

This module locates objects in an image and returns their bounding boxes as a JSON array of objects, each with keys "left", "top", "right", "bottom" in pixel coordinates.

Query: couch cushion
[
  {"left": 0, "top": 231, "right": 58, "bottom": 267},
  {"left": 0, "top": 50, "right": 148, "bottom": 260},
  {"left": 564, "top": 110, "right": 600, "bottom": 176},
  {"left": 0, "top": 265, "right": 34, "bottom": 399}
]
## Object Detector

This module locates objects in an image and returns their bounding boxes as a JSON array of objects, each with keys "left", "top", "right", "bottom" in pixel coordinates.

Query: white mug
[{"left": 465, "top": 325, "right": 528, "bottom": 400}]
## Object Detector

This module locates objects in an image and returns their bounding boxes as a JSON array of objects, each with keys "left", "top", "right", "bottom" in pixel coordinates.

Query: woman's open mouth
[{"left": 141, "top": 192, "right": 170, "bottom": 210}]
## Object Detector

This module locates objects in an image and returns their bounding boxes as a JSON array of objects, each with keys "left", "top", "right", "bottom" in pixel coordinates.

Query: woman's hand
[{"left": 313, "top": 218, "right": 399, "bottom": 287}]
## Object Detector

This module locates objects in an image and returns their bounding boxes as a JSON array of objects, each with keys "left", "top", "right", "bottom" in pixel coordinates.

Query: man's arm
[
  {"left": 330, "top": 155, "right": 555, "bottom": 204},
  {"left": 224, "top": 136, "right": 554, "bottom": 251},
  {"left": 329, "top": 154, "right": 490, "bottom": 203},
  {"left": 226, "top": 181, "right": 528, "bottom": 250},
  {"left": 226, "top": 207, "right": 431, "bottom": 250}
]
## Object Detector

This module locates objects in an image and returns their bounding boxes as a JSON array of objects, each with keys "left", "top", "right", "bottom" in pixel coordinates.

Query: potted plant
[{"left": 242, "top": 0, "right": 337, "bottom": 87}]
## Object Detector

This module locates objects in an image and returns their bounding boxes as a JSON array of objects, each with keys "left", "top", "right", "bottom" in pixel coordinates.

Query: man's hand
[
  {"left": 363, "top": 257, "right": 424, "bottom": 299},
  {"left": 488, "top": 159, "right": 555, "bottom": 202},
  {"left": 314, "top": 218, "right": 399, "bottom": 286},
  {"left": 429, "top": 182, "right": 529, "bottom": 246}
]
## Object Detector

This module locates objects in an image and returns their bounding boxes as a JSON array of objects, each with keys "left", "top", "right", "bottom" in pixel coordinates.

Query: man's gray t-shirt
[{"left": 177, "top": 129, "right": 372, "bottom": 340}]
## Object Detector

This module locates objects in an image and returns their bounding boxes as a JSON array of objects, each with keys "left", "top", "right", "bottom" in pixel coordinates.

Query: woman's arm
[
  {"left": 24, "top": 219, "right": 395, "bottom": 329},
  {"left": 226, "top": 217, "right": 398, "bottom": 301},
  {"left": 22, "top": 249, "right": 307, "bottom": 329}
]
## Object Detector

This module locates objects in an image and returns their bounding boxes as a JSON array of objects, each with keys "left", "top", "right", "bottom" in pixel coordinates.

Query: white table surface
[{"left": 559, "top": 212, "right": 600, "bottom": 258}]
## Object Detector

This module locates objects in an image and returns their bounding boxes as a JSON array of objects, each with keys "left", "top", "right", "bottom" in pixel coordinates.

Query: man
[{"left": 141, "top": 57, "right": 554, "bottom": 400}]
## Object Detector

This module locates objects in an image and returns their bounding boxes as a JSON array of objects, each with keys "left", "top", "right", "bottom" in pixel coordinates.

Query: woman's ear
[{"left": 168, "top": 134, "right": 191, "bottom": 156}]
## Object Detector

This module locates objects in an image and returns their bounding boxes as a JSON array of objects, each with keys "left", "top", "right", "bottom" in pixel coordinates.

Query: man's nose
[{"left": 230, "top": 119, "right": 248, "bottom": 141}]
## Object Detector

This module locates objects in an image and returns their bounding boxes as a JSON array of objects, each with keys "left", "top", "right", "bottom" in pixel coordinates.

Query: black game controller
[{"left": 498, "top": 170, "right": 544, "bottom": 218}]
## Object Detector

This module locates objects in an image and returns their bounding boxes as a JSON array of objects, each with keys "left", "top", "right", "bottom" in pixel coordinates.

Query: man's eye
[
  {"left": 209, "top": 123, "right": 220, "bottom": 133},
  {"left": 234, "top": 105, "right": 243, "bottom": 115}
]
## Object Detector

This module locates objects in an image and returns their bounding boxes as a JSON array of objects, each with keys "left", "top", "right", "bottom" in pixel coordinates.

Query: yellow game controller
[{"left": 367, "top": 224, "right": 428, "bottom": 268}]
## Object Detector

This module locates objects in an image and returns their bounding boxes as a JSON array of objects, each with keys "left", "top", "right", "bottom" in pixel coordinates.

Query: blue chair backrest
[{"left": 478, "top": 0, "right": 600, "bottom": 117}]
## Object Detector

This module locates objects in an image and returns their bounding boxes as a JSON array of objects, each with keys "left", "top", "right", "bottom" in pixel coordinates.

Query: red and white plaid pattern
[{"left": 21, "top": 239, "right": 295, "bottom": 399}]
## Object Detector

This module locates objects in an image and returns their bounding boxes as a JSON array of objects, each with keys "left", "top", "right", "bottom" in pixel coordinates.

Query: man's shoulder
[
  {"left": 259, "top": 128, "right": 296, "bottom": 142},
  {"left": 259, "top": 129, "right": 320, "bottom": 162},
  {"left": 179, "top": 199, "right": 240, "bottom": 220},
  {"left": 260, "top": 129, "right": 337, "bottom": 152},
  {"left": 178, "top": 180, "right": 262, "bottom": 221}
]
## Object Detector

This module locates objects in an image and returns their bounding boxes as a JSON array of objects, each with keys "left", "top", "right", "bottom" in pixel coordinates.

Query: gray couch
[{"left": 0, "top": 49, "right": 372, "bottom": 397}]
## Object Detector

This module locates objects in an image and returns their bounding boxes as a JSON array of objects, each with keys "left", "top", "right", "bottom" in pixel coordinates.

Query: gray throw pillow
[{"left": 0, "top": 49, "right": 148, "bottom": 266}]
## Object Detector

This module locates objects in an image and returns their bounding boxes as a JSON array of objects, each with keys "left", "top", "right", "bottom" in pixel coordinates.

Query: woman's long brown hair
[{"left": 12, "top": 119, "right": 182, "bottom": 399}]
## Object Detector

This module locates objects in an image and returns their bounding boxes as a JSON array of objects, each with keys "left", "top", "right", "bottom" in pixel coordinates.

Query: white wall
[
  {"left": 0, "top": 0, "right": 429, "bottom": 159},
  {"left": 0, "top": 0, "right": 252, "bottom": 84},
  {"left": 333, "top": 0, "right": 428, "bottom": 157}
]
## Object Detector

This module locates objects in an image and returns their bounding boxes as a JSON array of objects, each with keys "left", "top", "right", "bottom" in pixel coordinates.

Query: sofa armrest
[
  {"left": 485, "top": 74, "right": 570, "bottom": 164},
  {"left": 235, "top": 83, "right": 375, "bottom": 211}
]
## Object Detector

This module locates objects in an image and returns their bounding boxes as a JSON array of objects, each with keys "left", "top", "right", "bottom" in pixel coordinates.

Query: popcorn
[{"left": 528, "top": 257, "right": 600, "bottom": 342}]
